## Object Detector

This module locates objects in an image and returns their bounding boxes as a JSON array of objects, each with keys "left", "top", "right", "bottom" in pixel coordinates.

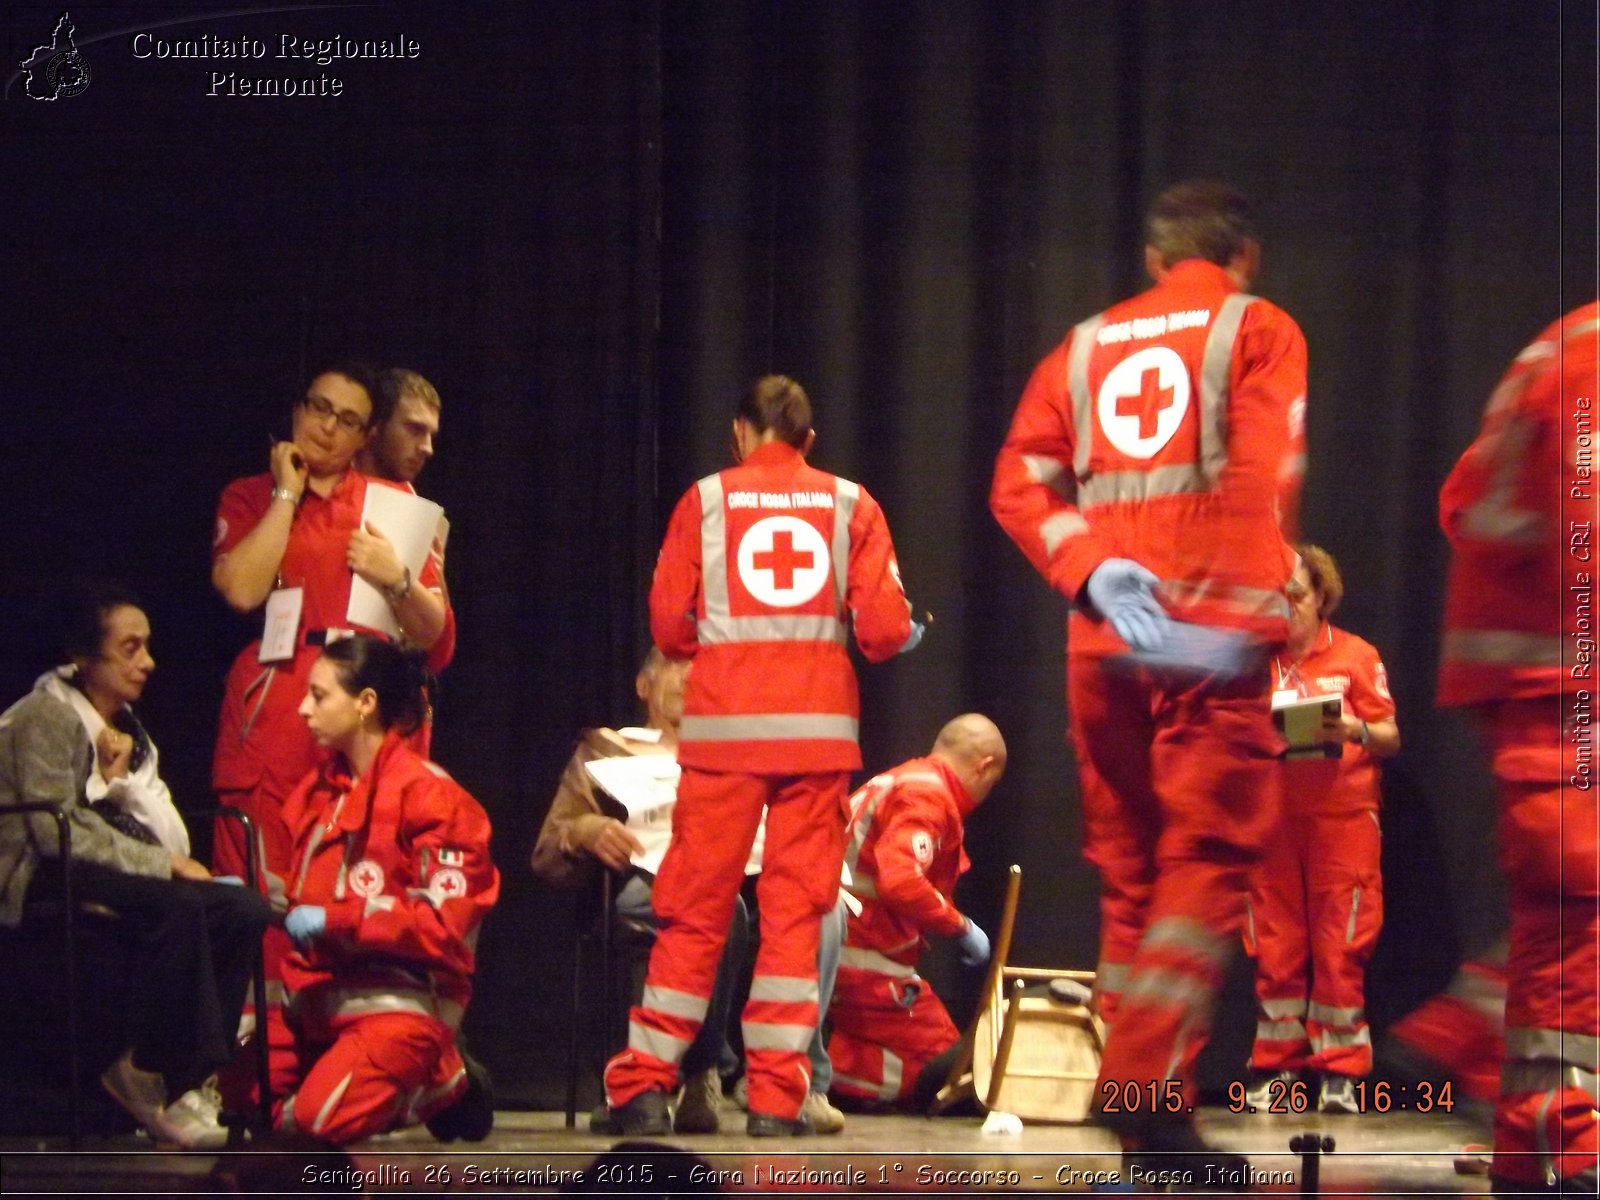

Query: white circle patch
[
  {"left": 348, "top": 859, "right": 385, "bottom": 898},
  {"left": 428, "top": 867, "right": 467, "bottom": 904},
  {"left": 1096, "top": 346, "right": 1190, "bottom": 459},
  {"left": 910, "top": 829, "right": 934, "bottom": 865},
  {"left": 736, "top": 516, "right": 830, "bottom": 608}
]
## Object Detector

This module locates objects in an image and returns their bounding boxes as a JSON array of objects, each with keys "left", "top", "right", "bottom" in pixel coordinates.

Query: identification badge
[{"left": 259, "top": 587, "right": 304, "bottom": 664}]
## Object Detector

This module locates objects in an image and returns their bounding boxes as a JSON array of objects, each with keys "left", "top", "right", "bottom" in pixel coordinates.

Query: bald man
[{"left": 826, "top": 715, "right": 1006, "bottom": 1108}]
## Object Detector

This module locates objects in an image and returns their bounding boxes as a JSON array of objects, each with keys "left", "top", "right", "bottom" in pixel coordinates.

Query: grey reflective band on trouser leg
[
  {"left": 1310, "top": 1026, "right": 1372, "bottom": 1052},
  {"left": 835, "top": 1051, "right": 903, "bottom": 1101},
  {"left": 1141, "top": 917, "right": 1231, "bottom": 970},
  {"left": 1197, "top": 293, "right": 1256, "bottom": 484},
  {"left": 748, "top": 976, "right": 819, "bottom": 1005},
  {"left": 743, "top": 1022, "right": 815, "bottom": 1052},
  {"left": 1309, "top": 1002, "right": 1365, "bottom": 1027},
  {"left": 680, "top": 713, "right": 860, "bottom": 742},
  {"left": 1067, "top": 314, "right": 1103, "bottom": 480},
  {"left": 629, "top": 1020, "right": 692, "bottom": 1065},
  {"left": 641, "top": 985, "right": 711, "bottom": 1023},
  {"left": 831, "top": 479, "right": 858, "bottom": 609},
  {"left": 1256, "top": 1019, "right": 1307, "bottom": 1042}
]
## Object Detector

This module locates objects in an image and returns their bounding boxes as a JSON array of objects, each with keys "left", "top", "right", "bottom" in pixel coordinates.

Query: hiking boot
[
  {"left": 610, "top": 1088, "right": 672, "bottom": 1137},
  {"left": 1243, "top": 1068, "right": 1299, "bottom": 1111},
  {"left": 673, "top": 1067, "right": 722, "bottom": 1134}
]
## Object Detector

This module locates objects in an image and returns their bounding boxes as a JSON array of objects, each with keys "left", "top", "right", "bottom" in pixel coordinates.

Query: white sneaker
[
  {"left": 799, "top": 1091, "right": 845, "bottom": 1134},
  {"left": 161, "top": 1088, "right": 230, "bottom": 1149},
  {"left": 100, "top": 1053, "right": 229, "bottom": 1150},
  {"left": 1243, "top": 1068, "right": 1298, "bottom": 1110},
  {"left": 1318, "top": 1075, "right": 1359, "bottom": 1114}
]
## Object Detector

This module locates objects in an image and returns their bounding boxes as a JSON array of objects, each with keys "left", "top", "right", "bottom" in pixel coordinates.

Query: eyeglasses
[{"left": 301, "top": 394, "right": 369, "bottom": 435}]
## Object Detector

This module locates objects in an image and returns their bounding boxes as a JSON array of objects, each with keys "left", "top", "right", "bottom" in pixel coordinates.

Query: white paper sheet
[{"left": 346, "top": 485, "right": 446, "bottom": 637}]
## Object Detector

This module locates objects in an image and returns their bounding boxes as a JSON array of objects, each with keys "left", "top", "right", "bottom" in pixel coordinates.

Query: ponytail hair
[
  {"left": 318, "top": 634, "right": 428, "bottom": 735},
  {"left": 736, "top": 375, "right": 812, "bottom": 449}
]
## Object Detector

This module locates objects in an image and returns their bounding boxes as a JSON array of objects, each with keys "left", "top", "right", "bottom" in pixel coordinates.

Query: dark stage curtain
[{"left": 2, "top": 0, "right": 1592, "bottom": 1104}]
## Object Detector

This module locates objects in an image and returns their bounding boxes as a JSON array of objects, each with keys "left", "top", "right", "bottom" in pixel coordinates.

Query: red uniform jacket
[
  {"left": 278, "top": 732, "right": 498, "bottom": 1029},
  {"left": 211, "top": 470, "right": 452, "bottom": 797},
  {"left": 1438, "top": 302, "right": 1600, "bottom": 707},
  {"left": 1274, "top": 623, "right": 1395, "bottom": 814},
  {"left": 842, "top": 756, "right": 973, "bottom": 965},
  {"left": 650, "top": 441, "right": 915, "bottom": 774},
  {"left": 991, "top": 259, "right": 1307, "bottom": 656}
]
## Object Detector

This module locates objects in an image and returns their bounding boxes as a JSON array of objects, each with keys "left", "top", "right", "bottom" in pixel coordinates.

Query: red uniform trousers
[
  {"left": 1386, "top": 950, "right": 1508, "bottom": 1104},
  {"left": 1484, "top": 699, "right": 1598, "bottom": 1188},
  {"left": 1246, "top": 801, "right": 1382, "bottom": 1076},
  {"left": 604, "top": 768, "right": 846, "bottom": 1121},
  {"left": 259, "top": 1001, "right": 463, "bottom": 1144},
  {"left": 827, "top": 962, "right": 958, "bottom": 1104},
  {"left": 1070, "top": 656, "right": 1281, "bottom": 1110}
]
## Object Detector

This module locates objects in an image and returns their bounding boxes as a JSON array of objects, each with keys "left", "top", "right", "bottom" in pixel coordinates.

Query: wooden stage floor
[{"left": 0, "top": 1106, "right": 1503, "bottom": 1195}]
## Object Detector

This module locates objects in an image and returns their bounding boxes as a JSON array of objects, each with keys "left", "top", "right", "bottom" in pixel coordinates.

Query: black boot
[
  {"left": 425, "top": 1051, "right": 495, "bottom": 1143},
  {"left": 609, "top": 1088, "right": 672, "bottom": 1137},
  {"left": 1098, "top": 1107, "right": 1252, "bottom": 1192}
]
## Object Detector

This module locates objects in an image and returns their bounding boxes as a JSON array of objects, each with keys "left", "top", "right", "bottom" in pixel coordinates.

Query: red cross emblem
[
  {"left": 1096, "top": 346, "right": 1190, "bottom": 459},
  {"left": 736, "top": 516, "right": 830, "bottom": 607},
  {"left": 753, "top": 528, "right": 815, "bottom": 589},
  {"left": 1115, "top": 367, "right": 1177, "bottom": 440},
  {"left": 348, "top": 859, "right": 384, "bottom": 898}
]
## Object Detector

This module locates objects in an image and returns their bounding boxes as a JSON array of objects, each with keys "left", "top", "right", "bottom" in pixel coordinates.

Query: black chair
[
  {"left": 564, "top": 870, "right": 656, "bottom": 1128},
  {"left": 215, "top": 805, "right": 274, "bottom": 1134},
  {"left": 2, "top": 802, "right": 83, "bottom": 1146}
]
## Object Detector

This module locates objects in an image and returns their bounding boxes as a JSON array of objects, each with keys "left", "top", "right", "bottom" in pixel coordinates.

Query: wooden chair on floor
[{"left": 931, "top": 864, "right": 1105, "bottom": 1122}]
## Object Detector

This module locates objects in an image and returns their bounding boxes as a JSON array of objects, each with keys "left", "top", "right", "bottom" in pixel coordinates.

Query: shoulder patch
[{"left": 909, "top": 829, "right": 934, "bottom": 866}]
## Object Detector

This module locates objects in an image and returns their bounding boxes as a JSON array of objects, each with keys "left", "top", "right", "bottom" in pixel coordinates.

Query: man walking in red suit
[{"left": 992, "top": 181, "right": 1307, "bottom": 1179}]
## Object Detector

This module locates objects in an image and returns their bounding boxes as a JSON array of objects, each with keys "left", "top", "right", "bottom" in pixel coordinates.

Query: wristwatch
[
  {"left": 383, "top": 566, "right": 413, "bottom": 606},
  {"left": 270, "top": 485, "right": 299, "bottom": 505}
]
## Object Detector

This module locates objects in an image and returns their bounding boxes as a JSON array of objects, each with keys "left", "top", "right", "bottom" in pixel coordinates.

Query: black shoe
[
  {"left": 588, "top": 1102, "right": 620, "bottom": 1136},
  {"left": 610, "top": 1089, "right": 672, "bottom": 1137},
  {"left": 747, "top": 1109, "right": 813, "bottom": 1137},
  {"left": 426, "top": 1052, "right": 495, "bottom": 1143}
]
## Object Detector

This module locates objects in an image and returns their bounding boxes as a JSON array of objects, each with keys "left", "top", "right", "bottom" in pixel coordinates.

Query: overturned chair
[{"left": 932, "top": 864, "right": 1104, "bottom": 1122}]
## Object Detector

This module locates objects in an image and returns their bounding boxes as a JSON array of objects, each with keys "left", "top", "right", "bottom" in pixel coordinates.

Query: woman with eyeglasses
[{"left": 206, "top": 363, "right": 454, "bottom": 1107}]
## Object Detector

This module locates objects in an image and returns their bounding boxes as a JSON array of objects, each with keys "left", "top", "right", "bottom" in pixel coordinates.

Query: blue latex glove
[
  {"left": 284, "top": 905, "right": 327, "bottom": 949},
  {"left": 1084, "top": 558, "right": 1170, "bottom": 652},
  {"left": 955, "top": 917, "right": 991, "bottom": 967},
  {"left": 898, "top": 619, "right": 927, "bottom": 655},
  {"left": 212, "top": 875, "right": 244, "bottom": 887},
  {"left": 1126, "top": 619, "right": 1256, "bottom": 680}
]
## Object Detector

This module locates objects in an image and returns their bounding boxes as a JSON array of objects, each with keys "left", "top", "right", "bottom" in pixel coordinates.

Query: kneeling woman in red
[{"left": 270, "top": 635, "right": 499, "bottom": 1144}]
